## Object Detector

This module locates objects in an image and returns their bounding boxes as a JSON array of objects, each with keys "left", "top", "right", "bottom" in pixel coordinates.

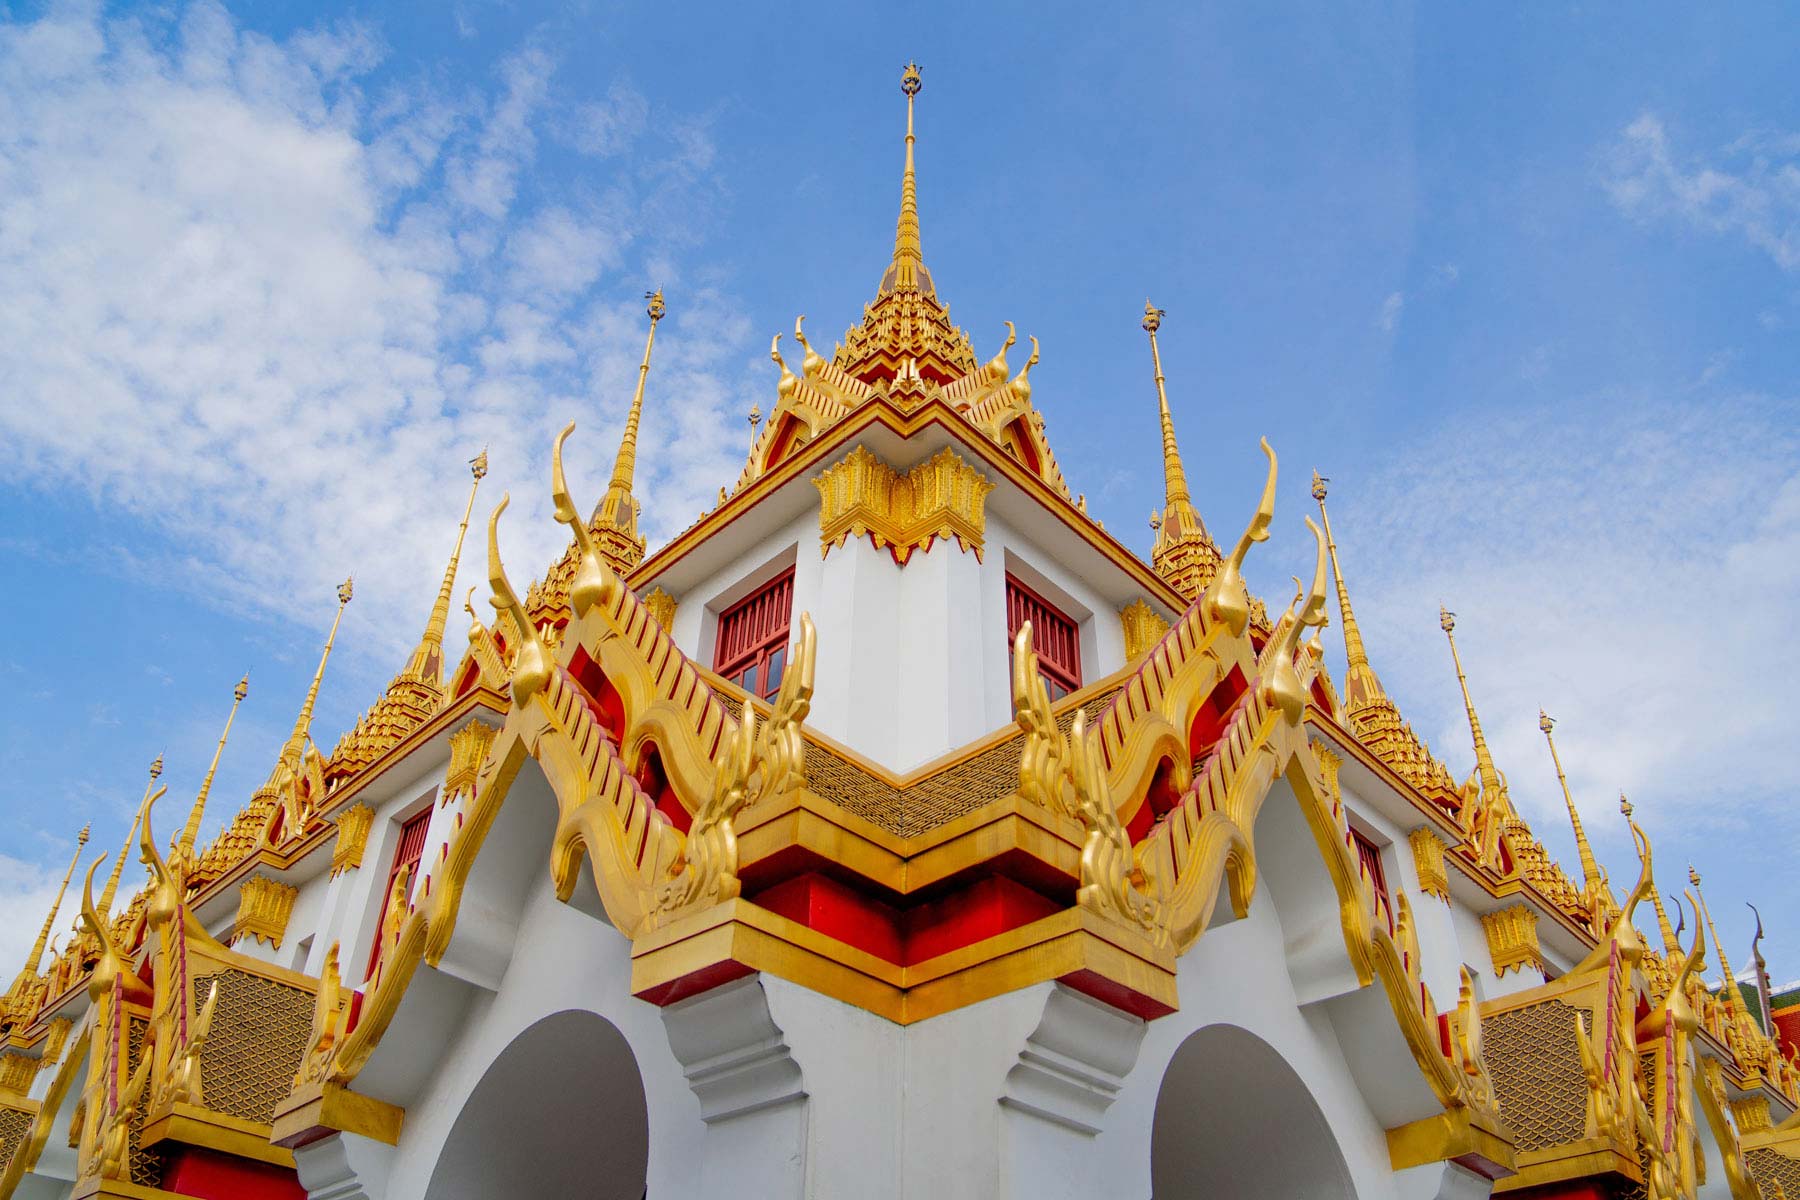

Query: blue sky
[{"left": 1, "top": 2, "right": 1795, "bottom": 984}]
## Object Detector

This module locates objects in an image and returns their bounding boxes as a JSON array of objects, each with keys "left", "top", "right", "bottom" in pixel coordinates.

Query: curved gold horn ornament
[
  {"left": 487, "top": 493, "right": 549, "bottom": 705},
  {"left": 1205, "top": 437, "right": 1276, "bottom": 635}
]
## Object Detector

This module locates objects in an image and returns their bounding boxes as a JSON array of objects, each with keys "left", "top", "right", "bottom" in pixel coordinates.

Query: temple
[{"left": 1, "top": 65, "right": 1795, "bottom": 1200}]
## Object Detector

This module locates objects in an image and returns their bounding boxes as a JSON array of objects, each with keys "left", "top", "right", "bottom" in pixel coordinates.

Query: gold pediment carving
[{"left": 814, "top": 445, "right": 992, "bottom": 564}]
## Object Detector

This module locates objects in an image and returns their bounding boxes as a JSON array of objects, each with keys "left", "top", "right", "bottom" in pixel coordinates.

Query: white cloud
[
  {"left": 0, "top": 851, "right": 79, "bottom": 984},
  {"left": 1378, "top": 291, "right": 1404, "bottom": 332},
  {"left": 1602, "top": 113, "right": 1800, "bottom": 271},
  {"left": 0, "top": 2, "right": 752, "bottom": 670},
  {"left": 1320, "top": 389, "right": 1800, "bottom": 872}
]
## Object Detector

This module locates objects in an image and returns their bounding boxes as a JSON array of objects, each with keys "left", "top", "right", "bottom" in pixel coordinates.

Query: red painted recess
[
  {"left": 752, "top": 872, "right": 1063, "bottom": 967},
  {"left": 161, "top": 1146, "right": 307, "bottom": 1200},
  {"left": 632, "top": 741, "right": 691, "bottom": 836},
  {"left": 1058, "top": 967, "right": 1175, "bottom": 1020},
  {"left": 636, "top": 958, "right": 755, "bottom": 1007},
  {"left": 566, "top": 647, "right": 627, "bottom": 744},
  {"left": 1496, "top": 1183, "right": 1608, "bottom": 1199}
]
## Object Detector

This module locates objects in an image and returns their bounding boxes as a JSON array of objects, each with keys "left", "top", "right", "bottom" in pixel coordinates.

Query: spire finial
[
  {"left": 19, "top": 825, "right": 88, "bottom": 981},
  {"left": 890, "top": 62, "right": 924, "bottom": 286},
  {"left": 178, "top": 674, "right": 250, "bottom": 865},
  {"left": 1688, "top": 867, "right": 1749, "bottom": 1017},
  {"left": 289, "top": 581, "right": 352, "bottom": 754},
  {"left": 1440, "top": 607, "right": 1506, "bottom": 846},
  {"left": 598, "top": 290, "right": 667, "bottom": 534},
  {"left": 1311, "top": 472, "right": 1384, "bottom": 709},
  {"left": 404, "top": 453, "right": 488, "bottom": 684},
  {"left": 1538, "top": 711, "right": 1605, "bottom": 899},
  {"left": 1141, "top": 300, "right": 1192, "bottom": 508},
  {"left": 100, "top": 762, "right": 158, "bottom": 917}
]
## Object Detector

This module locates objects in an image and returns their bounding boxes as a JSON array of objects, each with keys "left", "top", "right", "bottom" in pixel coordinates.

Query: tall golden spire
[
  {"left": 1311, "top": 471, "right": 1384, "bottom": 709},
  {"left": 1628, "top": 796, "right": 1683, "bottom": 955},
  {"left": 17, "top": 825, "right": 88, "bottom": 982},
  {"left": 403, "top": 452, "right": 488, "bottom": 683},
  {"left": 1142, "top": 302, "right": 1220, "bottom": 600},
  {"left": 285, "top": 580, "right": 353, "bottom": 760},
  {"left": 100, "top": 757, "right": 160, "bottom": 917},
  {"left": 888, "top": 61, "right": 924, "bottom": 291},
  {"left": 177, "top": 675, "right": 249, "bottom": 865},
  {"left": 1689, "top": 867, "right": 1751, "bottom": 1019},
  {"left": 1439, "top": 607, "right": 1504, "bottom": 802},
  {"left": 1538, "top": 711, "right": 1604, "bottom": 898},
  {"left": 591, "top": 291, "right": 665, "bottom": 574}
]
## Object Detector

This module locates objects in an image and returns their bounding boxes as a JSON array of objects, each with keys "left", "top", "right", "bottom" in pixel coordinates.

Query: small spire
[
  {"left": 100, "top": 758, "right": 159, "bottom": 917},
  {"left": 1311, "top": 472, "right": 1385, "bottom": 710},
  {"left": 596, "top": 290, "right": 667, "bottom": 540},
  {"left": 19, "top": 826, "right": 88, "bottom": 980},
  {"left": 403, "top": 453, "right": 488, "bottom": 683},
  {"left": 1689, "top": 867, "right": 1750, "bottom": 1017},
  {"left": 1141, "top": 303, "right": 1220, "bottom": 599},
  {"left": 889, "top": 62, "right": 924, "bottom": 289},
  {"left": 178, "top": 675, "right": 249, "bottom": 864},
  {"left": 1439, "top": 607, "right": 1504, "bottom": 802},
  {"left": 1627, "top": 795, "right": 1684, "bottom": 955},
  {"left": 285, "top": 581, "right": 352, "bottom": 758},
  {"left": 1538, "top": 711, "right": 1604, "bottom": 899},
  {"left": 1142, "top": 301, "right": 1192, "bottom": 508}
]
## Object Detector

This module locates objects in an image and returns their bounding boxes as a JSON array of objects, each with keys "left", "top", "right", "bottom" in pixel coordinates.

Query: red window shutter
[
  {"left": 367, "top": 806, "right": 433, "bottom": 976},
  {"left": 714, "top": 568, "right": 796, "bottom": 700},
  {"left": 1004, "top": 574, "right": 1081, "bottom": 700},
  {"left": 1350, "top": 828, "right": 1391, "bottom": 930}
]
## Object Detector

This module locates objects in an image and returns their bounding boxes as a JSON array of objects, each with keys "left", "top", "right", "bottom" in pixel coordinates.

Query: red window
[
  {"left": 714, "top": 567, "right": 795, "bottom": 700},
  {"left": 367, "top": 805, "right": 432, "bottom": 976},
  {"left": 1005, "top": 574, "right": 1082, "bottom": 700},
  {"left": 1351, "top": 827, "right": 1390, "bottom": 922}
]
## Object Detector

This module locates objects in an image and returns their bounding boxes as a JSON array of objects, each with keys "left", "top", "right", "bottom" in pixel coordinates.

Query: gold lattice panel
[
  {"left": 1484, "top": 1000, "right": 1591, "bottom": 1152},
  {"left": 0, "top": 1105, "right": 33, "bottom": 1176},
  {"left": 1750, "top": 1148, "right": 1800, "bottom": 1199},
  {"left": 125, "top": 1017, "right": 162, "bottom": 1188},
  {"left": 194, "top": 970, "right": 312, "bottom": 1125},
  {"left": 804, "top": 688, "right": 1123, "bottom": 837}
]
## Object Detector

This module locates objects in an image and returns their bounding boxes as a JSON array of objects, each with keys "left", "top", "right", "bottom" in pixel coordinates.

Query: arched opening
[
  {"left": 424, "top": 1010, "right": 648, "bottom": 1200},
  {"left": 1151, "top": 1024, "right": 1354, "bottom": 1199}
]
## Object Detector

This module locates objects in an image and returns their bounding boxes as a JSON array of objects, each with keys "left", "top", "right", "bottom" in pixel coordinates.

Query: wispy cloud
[
  {"left": 1378, "top": 291, "right": 1404, "bottom": 332},
  {"left": 1321, "top": 388, "right": 1800, "bottom": 869},
  {"left": 0, "top": 3, "right": 753, "bottom": 664},
  {"left": 1602, "top": 113, "right": 1800, "bottom": 271}
]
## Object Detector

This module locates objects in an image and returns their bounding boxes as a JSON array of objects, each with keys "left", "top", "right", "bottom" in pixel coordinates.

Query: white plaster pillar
[
  {"left": 1394, "top": 1160, "right": 1498, "bottom": 1200},
  {"left": 998, "top": 985, "right": 1149, "bottom": 1199},
  {"left": 660, "top": 977, "right": 809, "bottom": 1198},
  {"left": 294, "top": 1132, "right": 395, "bottom": 1200}
]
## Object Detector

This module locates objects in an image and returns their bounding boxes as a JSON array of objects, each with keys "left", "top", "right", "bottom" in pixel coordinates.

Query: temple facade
[{"left": 0, "top": 64, "right": 1796, "bottom": 1200}]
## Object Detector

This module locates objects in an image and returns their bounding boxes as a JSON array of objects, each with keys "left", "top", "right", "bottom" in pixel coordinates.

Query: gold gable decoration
[
  {"left": 814, "top": 445, "right": 993, "bottom": 564},
  {"left": 329, "top": 804, "right": 374, "bottom": 877},
  {"left": 1119, "top": 599, "right": 1170, "bottom": 661},
  {"left": 232, "top": 876, "right": 298, "bottom": 950},
  {"left": 1483, "top": 903, "right": 1546, "bottom": 978}
]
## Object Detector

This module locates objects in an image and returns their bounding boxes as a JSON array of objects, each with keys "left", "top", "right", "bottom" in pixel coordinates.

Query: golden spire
[
  {"left": 18, "top": 825, "right": 88, "bottom": 980},
  {"left": 1689, "top": 866, "right": 1750, "bottom": 1018},
  {"left": 285, "top": 580, "right": 353, "bottom": 759},
  {"left": 177, "top": 675, "right": 249, "bottom": 864},
  {"left": 1439, "top": 607, "right": 1504, "bottom": 802},
  {"left": 1538, "top": 711, "right": 1604, "bottom": 898},
  {"left": 1311, "top": 471, "right": 1385, "bottom": 709},
  {"left": 1627, "top": 795, "right": 1683, "bottom": 955},
  {"left": 403, "top": 453, "right": 488, "bottom": 683},
  {"left": 594, "top": 291, "right": 666, "bottom": 562},
  {"left": 1141, "top": 302, "right": 1220, "bottom": 600},
  {"left": 889, "top": 62, "right": 924, "bottom": 290},
  {"left": 100, "top": 758, "right": 160, "bottom": 917}
]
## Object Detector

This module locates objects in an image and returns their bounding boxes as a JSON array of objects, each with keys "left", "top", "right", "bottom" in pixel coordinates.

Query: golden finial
[
  {"left": 1311, "top": 472, "right": 1384, "bottom": 710},
  {"left": 887, "top": 61, "right": 924, "bottom": 289},
  {"left": 1688, "top": 866, "right": 1749, "bottom": 1013},
  {"left": 1141, "top": 300, "right": 1193, "bottom": 510},
  {"left": 99, "top": 762, "right": 159, "bottom": 917},
  {"left": 594, "top": 290, "right": 666, "bottom": 545},
  {"left": 747, "top": 404, "right": 763, "bottom": 454},
  {"left": 18, "top": 825, "right": 88, "bottom": 981},
  {"left": 403, "top": 453, "right": 488, "bottom": 683},
  {"left": 272, "top": 580, "right": 352, "bottom": 782},
  {"left": 177, "top": 674, "right": 249, "bottom": 865},
  {"left": 1440, "top": 606, "right": 1506, "bottom": 854},
  {"left": 1538, "top": 710, "right": 1605, "bottom": 900}
]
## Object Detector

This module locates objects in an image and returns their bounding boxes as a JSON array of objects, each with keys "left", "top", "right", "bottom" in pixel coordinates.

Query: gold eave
[{"left": 627, "top": 396, "right": 1191, "bottom": 617}]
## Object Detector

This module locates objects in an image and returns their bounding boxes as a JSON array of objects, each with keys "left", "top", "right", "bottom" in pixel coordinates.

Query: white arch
[
  {"left": 1150, "top": 1022, "right": 1354, "bottom": 1199},
  {"left": 423, "top": 1009, "right": 647, "bottom": 1200}
]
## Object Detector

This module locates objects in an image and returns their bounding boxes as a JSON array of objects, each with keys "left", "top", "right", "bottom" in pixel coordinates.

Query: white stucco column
[{"left": 294, "top": 1132, "right": 395, "bottom": 1200}]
